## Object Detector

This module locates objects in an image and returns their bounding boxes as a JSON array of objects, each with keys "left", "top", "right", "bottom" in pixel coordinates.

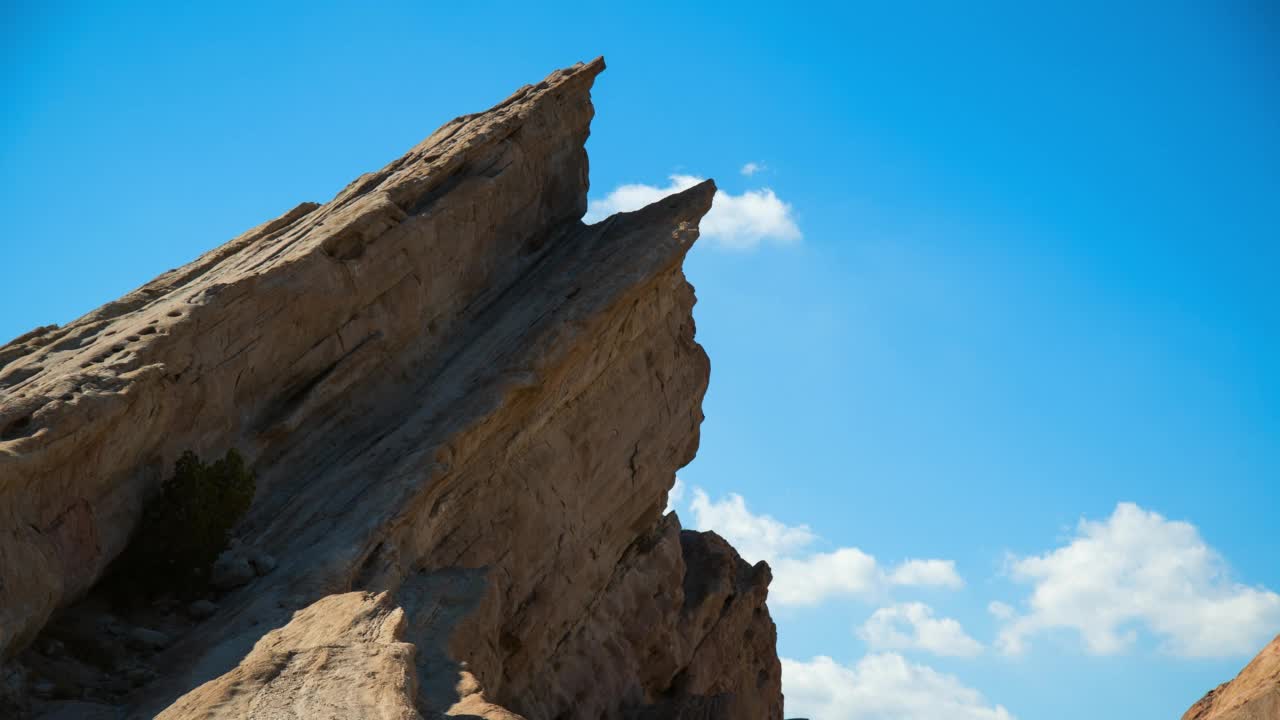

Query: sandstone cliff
[
  {"left": 1182, "top": 636, "right": 1280, "bottom": 720},
  {"left": 0, "top": 58, "right": 783, "bottom": 719}
]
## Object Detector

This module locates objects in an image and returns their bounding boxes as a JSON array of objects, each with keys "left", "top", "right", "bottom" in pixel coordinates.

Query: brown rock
[
  {"left": 156, "top": 592, "right": 422, "bottom": 720},
  {"left": 0, "top": 58, "right": 783, "bottom": 719},
  {"left": 1182, "top": 635, "right": 1280, "bottom": 720}
]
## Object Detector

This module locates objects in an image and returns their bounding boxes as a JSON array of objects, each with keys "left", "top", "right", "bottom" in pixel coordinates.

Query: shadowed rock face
[
  {"left": 1183, "top": 636, "right": 1280, "bottom": 720},
  {"left": 0, "top": 59, "right": 783, "bottom": 719}
]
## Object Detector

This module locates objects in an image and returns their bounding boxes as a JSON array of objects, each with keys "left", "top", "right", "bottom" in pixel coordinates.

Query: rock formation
[
  {"left": 0, "top": 58, "right": 783, "bottom": 719},
  {"left": 1182, "top": 635, "right": 1280, "bottom": 720}
]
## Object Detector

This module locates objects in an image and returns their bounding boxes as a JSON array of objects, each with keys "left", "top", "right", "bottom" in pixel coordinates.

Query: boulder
[
  {"left": 209, "top": 554, "right": 254, "bottom": 591},
  {"left": 185, "top": 600, "right": 217, "bottom": 621}
]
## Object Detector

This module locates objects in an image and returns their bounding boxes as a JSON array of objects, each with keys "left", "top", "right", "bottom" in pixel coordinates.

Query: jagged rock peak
[{"left": 0, "top": 59, "right": 782, "bottom": 719}]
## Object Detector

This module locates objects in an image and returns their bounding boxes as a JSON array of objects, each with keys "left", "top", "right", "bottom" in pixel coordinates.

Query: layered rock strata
[{"left": 0, "top": 58, "right": 783, "bottom": 718}]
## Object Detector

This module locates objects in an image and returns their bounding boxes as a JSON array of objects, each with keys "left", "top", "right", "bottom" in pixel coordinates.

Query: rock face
[
  {"left": 1182, "top": 635, "right": 1280, "bottom": 720},
  {"left": 0, "top": 58, "right": 783, "bottom": 718}
]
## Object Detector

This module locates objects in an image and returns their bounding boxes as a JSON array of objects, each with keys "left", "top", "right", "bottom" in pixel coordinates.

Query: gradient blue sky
[{"left": 3, "top": 3, "right": 1277, "bottom": 718}]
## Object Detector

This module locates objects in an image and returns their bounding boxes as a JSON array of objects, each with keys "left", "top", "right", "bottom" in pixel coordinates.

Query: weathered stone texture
[
  {"left": 0, "top": 58, "right": 782, "bottom": 719},
  {"left": 1183, "top": 635, "right": 1280, "bottom": 720}
]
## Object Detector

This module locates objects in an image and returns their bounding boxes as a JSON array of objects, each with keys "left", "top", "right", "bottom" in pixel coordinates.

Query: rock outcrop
[
  {"left": 1182, "top": 635, "right": 1280, "bottom": 720},
  {"left": 0, "top": 58, "right": 783, "bottom": 719}
]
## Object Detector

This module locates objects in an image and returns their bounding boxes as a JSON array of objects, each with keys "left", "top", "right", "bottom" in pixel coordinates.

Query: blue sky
[{"left": 3, "top": 2, "right": 1277, "bottom": 718}]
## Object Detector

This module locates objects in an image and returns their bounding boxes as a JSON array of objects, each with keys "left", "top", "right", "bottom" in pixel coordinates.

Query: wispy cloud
[
  {"left": 585, "top": 174, "right": 800, "bottom": 250},
  {"left": 740, "top": 161, "right": 765, "bottom": 176},
  {"left": 994, "top": 502, "right": 1280, "bottom": 658},
  {"left": 783, "top": 654, "right": 1015, "bottom": 720},
  {"left": 987, "top": 601, "right": 1015, "bottom": 620},
  {"left": 684, "top": 488, "right": 962, "bottom": 606}
]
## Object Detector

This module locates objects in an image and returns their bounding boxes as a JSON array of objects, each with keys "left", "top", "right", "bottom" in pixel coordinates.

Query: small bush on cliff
[{"left": 115, "top": 449, "right": 255, "bottom": 595}]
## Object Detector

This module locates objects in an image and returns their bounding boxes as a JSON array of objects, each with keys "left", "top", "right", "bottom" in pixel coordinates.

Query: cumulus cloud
[
  {"left": 685, "top": 488, "right": 962, "bottom": 606},
  {"left": 860, "top": 602, "right": 983, "bottom": 657},
  {"left": 995, "top": 502, "right": 1280, "bottom": 658},
  {"left": 740, "top": 161, "right": 764, "bottom": 176},
  {"left": 585, "top": 174, "right": 800, "bottom": 250},
  {"left": 889, "top": 559, "right": 965, "bottom": 589},
  {"left": 772, "top": 549, "right": 885, "bottom": 606},
  {"left": 688, "top": 489, "right": 816, "bottom": 562},
  {"left": 783, "top": 654, "right": 1015, "bottom": 720}
]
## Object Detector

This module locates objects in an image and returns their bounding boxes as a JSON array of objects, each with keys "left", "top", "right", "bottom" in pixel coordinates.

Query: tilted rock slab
[
  {"left": 1183, "top": 635, "right": 1280, "bottom": 720},
  {"left": 0, "top": 58, "right": 783, "bottom": 718}
]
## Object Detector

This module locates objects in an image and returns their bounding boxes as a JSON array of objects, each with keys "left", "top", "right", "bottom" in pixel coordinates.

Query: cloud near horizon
[
  {"left": 683, "top": 488, "right": 962, "bottom": 606},
  {"left": 585, "top": 173, "right": 800, "bottom": 250},
  {"left": 782, "top": 654, "right": 1015, "bottom": 720},
  {"left": 673, "top": 486, "right": 1004, "bottom": 715},
  {"left": 994, "top": 502, "right": 1280, "bottom": 658}
]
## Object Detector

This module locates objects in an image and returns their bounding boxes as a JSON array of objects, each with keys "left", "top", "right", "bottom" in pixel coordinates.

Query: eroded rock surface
[
  {"left": 1183, "top": 635, "right": 1280, "bottom": 720},
  {"left": 0, "top": 58, "right": 782, "bottom": 718},
  {"left": 156, "top": 592, "right": 421, "bottom": 720}
]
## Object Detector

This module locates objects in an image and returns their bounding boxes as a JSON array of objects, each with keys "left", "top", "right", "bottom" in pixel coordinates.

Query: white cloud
[
  {"left": 995, "top": 502, "right": 1280, "bottom": 658},
  {"left": 685, "top": 488, "right": 961, "bottom": 606},
  {"left": 783, "top": 654, "right": 1015, "bottom": 720},
  {"left": 740, "top": 161, "right": 764, "bottom": 176},
  {"left": 860, "top": 602, "right": 983, "bottom": 657},
  {"left": 688, "top": 489, "right": 816, "bottom": 563},
  {"left": 585, "top": 174, "right": 800, "bottom": 250},
  {"left": 987, "top": 601, "right": 1015, "bottom": 621},
  {"left": 664, "top": 477, "right": 685, "bottom": 515},
  {"left": 772, "top": 549, "right": 884, "bottom": 606},
  {"left": 889, "top": 559, "right": 965, "bottom": 589}
]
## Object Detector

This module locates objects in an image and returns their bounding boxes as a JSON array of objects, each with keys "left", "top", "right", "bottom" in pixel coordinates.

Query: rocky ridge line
[
  {"left": 1182, "top": 635, "right": 1280, "bottom": 720},
  {"left": 0, "top": 58, "right": 783, "bottom": 719}
]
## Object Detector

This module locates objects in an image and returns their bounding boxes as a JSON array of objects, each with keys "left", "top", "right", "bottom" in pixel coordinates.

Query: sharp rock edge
[
  {"left": 0, "top": 58, "right": 783, "bottom": 720},
  {"left": 1182, "top": 635, "right": 1280, "bottom": 720}
]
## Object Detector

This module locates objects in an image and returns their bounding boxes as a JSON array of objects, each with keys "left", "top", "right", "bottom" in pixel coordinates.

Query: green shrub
[{"left": 115, "top": 449, "right": 255, "bottom": 595}]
